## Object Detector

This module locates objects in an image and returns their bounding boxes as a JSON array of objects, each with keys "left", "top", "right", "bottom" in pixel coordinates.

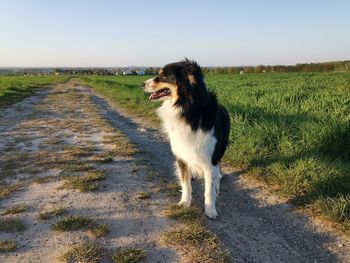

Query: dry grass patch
[
  {"left": 102, "top": 133, "right": 138, "bottom": 157},
  {"left": 0, "top": 240, "right": 17, "bottom": 252},
  {"left": 161, "top": 222, "right": 229, "bottom": 263},
  {"left": 1, "top": 204, "right": 27, "bottom": 216},
  {"left": 52, "top": 216, "right": 94, "bottom": 231},
  {"left": 43, "top": 137, "right": 64, "bottom": 145},
  {"left": 137, "top": 192, "right": 151, "bottom": 200},
  {"left": 163, "top": 205, "right": 200, "bottom": 222},
  {"left": 32, "top": 175, "right": 58, "bottom": 184},
  {"left": 0, "top": 219, "right": 26, "bottom": 232},
  {"left": 0, "top": 183, "right": 23, "bottom": 199},
  {"left": 112, "top": 247, "right": 146, "bottom": 263},
  {"left": 58, "top": 241, "right": 104, "bottom": 263},
  {"left": 52, "top": 216, "right": 108, "bottom": 238},
  {"left": 63, "top": 162, "right": 95, "bottom": 173},
  {"left": 157, "top": 182, "right": 181, "bottom": 196},
  {"left": 60, "top": 171, "right": 106, "bottom": 191},
  {"left": 144, "top": 169, "right": 158, "bottom": 181},
  {"left": 37, "top": 207, "right": 67, "bottom": 220},
  {"left": 162, "top": 203, "right": 229, "bottom": 262},
  {"left": 63, "top": 145, "right": 96, "bottom": 158},
  {"left": 88, "top": 223, "right": 108, "bottom": 238},
  {"left": 90, "top": 151, "right": 115, "bottom": 163}
]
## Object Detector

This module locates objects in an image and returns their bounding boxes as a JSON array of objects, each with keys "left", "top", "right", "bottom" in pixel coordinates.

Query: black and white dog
[{"left": 142, "top": 59, "right": 230, "bottom": 219}]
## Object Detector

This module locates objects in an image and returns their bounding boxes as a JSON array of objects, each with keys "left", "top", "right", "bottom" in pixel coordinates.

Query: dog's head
[{"left": 142, "top": 59, "right": 205, "bottom": 104}]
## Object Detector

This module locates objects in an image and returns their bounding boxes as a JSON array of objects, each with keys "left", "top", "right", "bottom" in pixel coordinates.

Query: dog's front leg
[
  {"left": 176, "top": 159, "right": 192, "bottom": 207},
  {"left": 204, "top": 167, "right": 220, "bottom": 219}
]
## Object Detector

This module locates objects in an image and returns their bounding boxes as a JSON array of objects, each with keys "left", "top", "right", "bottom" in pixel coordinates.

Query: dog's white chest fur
[{"left": 157, "top": 101, "right": 217, "bottom": 175}]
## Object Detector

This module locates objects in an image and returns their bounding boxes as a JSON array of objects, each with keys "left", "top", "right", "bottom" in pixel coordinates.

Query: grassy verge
[
  {"left": 0, "top": 75, "right": 70, "bottom": 108},
  {"left": 80, "top": 76, "right": 160, "bottom": 124},
  {"left": 81, "top": 73, "right": 350, "bottom": 230}
]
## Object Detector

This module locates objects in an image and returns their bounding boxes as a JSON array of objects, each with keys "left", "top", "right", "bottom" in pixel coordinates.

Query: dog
[{"left": 142, "top": 59, "right": 230, "bottom": 219}]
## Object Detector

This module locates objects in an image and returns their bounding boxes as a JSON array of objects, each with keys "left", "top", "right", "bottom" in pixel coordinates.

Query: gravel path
[{"left": 0, "top": 81, "right": 178, "bottom": 263}]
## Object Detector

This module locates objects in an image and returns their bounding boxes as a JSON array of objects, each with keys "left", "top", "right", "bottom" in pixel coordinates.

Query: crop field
[
  {"left": 82, "top": 72, "right": 350, "bottom": 229},
  {"left": 0, "top": 76, "right": 70, "bottom": 108}
]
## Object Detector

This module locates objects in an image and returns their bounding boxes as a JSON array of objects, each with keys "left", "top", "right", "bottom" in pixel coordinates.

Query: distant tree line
[
  {"left": 52, "top": 67, "right": 162, "bottom": 75},
  {"left": 1, "top": 61, "right": 349, "bottom": 76},
  {"left": 202, "top": 60, "right": 350, "bottom": 74}
]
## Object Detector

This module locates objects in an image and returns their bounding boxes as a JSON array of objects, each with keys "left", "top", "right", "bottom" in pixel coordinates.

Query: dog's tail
[
  {"left": 220, "top": 105, "right": 230, "bottom": 152},
  {"left": 212, "top": 105, "right": 230, "bottom": 165}
]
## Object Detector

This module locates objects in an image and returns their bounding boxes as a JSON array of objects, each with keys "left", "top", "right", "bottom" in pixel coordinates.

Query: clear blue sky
[{"left": 1, "top": 0, "right": 349, "bottom": 67}]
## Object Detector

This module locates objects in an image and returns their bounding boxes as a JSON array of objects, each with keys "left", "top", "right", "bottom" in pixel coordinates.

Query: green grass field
[
  {"left": 0, "top": 75, "right": 70, "bottom": 108},
  {"left": 82, "top": 73, "right": 350, "bottom": 229}
]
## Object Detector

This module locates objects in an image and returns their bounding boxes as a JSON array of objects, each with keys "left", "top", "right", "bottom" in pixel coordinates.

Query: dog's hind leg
[
  {"left": 176, "top": 159, "right": 192, "bottom": 207},
  {"left": 204, "top": 165, "right": 220, "bottom": 219},
  {"left": 214, "top": 165, "right": 222, "bottom": 196}
]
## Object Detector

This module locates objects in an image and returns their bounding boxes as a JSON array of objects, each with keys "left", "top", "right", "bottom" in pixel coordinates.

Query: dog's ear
[
  {"left": 183, "top": 60, "right": 203, "bottom": 87},
  {"left": 187, "top": 74, "right": 196, "bottom": 85}
]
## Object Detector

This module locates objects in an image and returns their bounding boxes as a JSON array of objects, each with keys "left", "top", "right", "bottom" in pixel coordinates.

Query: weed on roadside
[
  {"left": 0, "top": 219, "right": 26, "bottom": 232},
  {"left": 137, "top": 192, "right": 151, "bottom": 200},
  {"left": 0, "top": 184, "right": 23, "bottom": 199},
  {"left": 1, "top": 204, "right": 27, "bottom": 216},
  {"left": 0, "top": 240, "right": 17, "bottom": 252},
  {"left": 58, "top": 241, "right": 104, "bottom": 263},
  {"left": 37, "top": 207, "right": 67, "bottom": 220},
  {"left": 52, "top": 216, "right": 108, "bottom": 238},
  {"left": 59, "top": 171, "right": 105, "bottom": 191},
  {"left": 163, "top": 205, "right": 200, "bottom": 222},
  {"left": 112, "top": 247, "right": 146, "bottom": 263},
  {"left": 161, "top": 222, "right": 229, "bottom": 263}
]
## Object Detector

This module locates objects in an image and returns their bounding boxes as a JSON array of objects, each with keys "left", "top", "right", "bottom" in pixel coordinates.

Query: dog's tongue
[{"left": 149, "top": 89, "right": 170, "bottom": 100}]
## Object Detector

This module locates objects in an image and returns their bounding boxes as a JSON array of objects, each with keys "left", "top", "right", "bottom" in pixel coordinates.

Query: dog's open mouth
[{"left": 149, "top": 88, "right": 171, "bottom": 101}]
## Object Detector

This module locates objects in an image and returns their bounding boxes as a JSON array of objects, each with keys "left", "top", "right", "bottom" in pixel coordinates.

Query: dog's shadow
[{"left": 190, "top": 171, "right": 340, "bottom": 262}]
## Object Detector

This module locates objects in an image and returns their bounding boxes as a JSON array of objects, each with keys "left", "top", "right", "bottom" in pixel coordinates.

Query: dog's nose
[{"left": 141, "top": 82, "right": 145, "bottom": 88}]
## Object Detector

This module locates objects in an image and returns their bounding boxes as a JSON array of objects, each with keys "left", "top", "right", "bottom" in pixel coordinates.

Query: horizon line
[{"left": 1, "top": 59, "right": 349, "bottom": 69}]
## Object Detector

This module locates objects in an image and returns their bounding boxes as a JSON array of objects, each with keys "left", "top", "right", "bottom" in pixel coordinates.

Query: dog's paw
[
  {"left": 177, "top": 200, "right": 191, "bottom": 207},
  {"left": 205, "top": 206, "right": 218, "bottom": 220}
]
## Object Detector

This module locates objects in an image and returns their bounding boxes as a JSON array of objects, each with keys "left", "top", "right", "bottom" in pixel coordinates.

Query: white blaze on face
[
  {"left": 143, "top": 77, "right": 156, "bottom": 92},
  {"left": 143, "top": 73, "right": 178, "bottom": 102}
]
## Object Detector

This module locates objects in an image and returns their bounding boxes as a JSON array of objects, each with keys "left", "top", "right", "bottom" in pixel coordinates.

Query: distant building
[
  {"left": 122, "top": 69, "right": 133, "bottom": 75},
  {"left": 136, "top": 69, "right": 145, "bottom": 75}
]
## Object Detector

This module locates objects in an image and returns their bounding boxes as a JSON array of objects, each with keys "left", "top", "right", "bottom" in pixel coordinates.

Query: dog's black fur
[{"left": 158, "top": 59, "right": 230, "bottom": 165}]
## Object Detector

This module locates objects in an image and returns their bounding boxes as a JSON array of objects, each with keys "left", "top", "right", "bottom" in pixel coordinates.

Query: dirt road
[
  {"left": 0, "top": 82, "right": 178, "bottom": 262},
  {"left": 0, "top": 81, "right": 349, "bottom": 262}
]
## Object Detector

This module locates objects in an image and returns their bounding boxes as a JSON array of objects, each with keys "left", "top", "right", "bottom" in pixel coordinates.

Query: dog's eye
[{"left": 160, "top": 76, "right": 167, "bottom": 81}]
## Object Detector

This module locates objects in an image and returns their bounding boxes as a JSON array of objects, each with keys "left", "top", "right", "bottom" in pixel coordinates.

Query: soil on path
[{"left": 0, "top": 81, "right": 178, "bottom": 263}]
